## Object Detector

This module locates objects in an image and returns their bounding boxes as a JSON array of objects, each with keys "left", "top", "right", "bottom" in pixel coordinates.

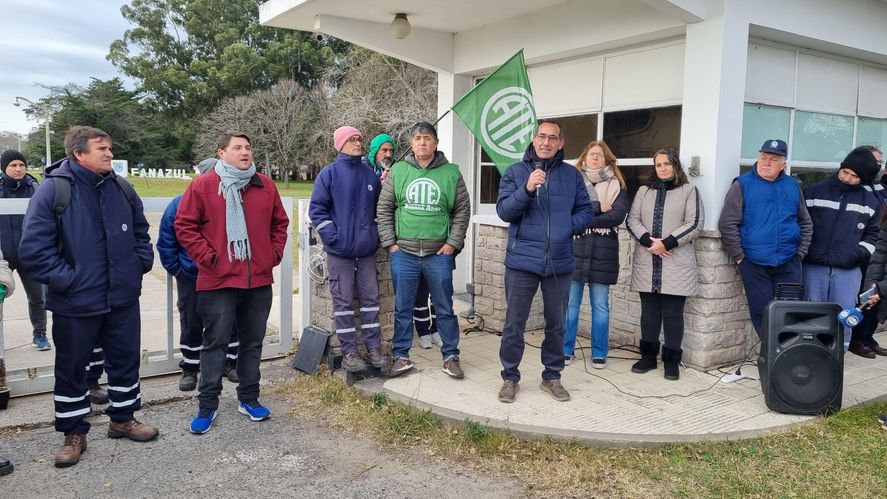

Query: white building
[{"left": 262, "top": 0, "right": 887, "bottom": 368}]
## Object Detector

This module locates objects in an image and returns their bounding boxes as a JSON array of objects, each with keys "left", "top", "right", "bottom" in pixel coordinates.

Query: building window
[
  {"left": 791, "top": 167, "right": 834, "bottom": 187},
  {"left": 478, "top": 113, "right": 599, "bottom": 204},
  {"left": 857, "top": 117, "right": 887, "bottom": 150},
  {"left": 741, "top": 104, "right": 791, "bottom": 159},
  {"left": 602, "top": 106, "right": 681, "bottom": 159},
  {"left": 791, "top": 111, "right": 854, "bottom": 162}
]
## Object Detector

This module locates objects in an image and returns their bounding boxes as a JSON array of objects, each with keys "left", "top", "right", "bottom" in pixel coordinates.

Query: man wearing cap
[
  {"left": 158, "top": 158, "right": 240, "bottom": 391},
  {"left": 0, "top": 150, "right": 49, "bottom": 351},
  {"left": 367, "top": 133, "right": 396, "bottom": 183},
  {"left": 718, "top": 139, "right": 813, "bottom": 335},
  {"left": 802, "top": 147, "right": 881, "bottom": 352},
  {"left": 176, "top": 132, "right": 289, "bottom": 434},
  {"left": 377, "top": 122, "right": 471, "bottom": 378},
  {"left": 310, "top": 126, "right": 385, "bottom": 373}
]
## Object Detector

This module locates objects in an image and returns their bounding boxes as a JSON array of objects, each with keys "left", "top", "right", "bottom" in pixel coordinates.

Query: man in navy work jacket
[
  {"left": 309, "top": 126, "right": 385, "bottom": 373},
  {"left": 19, "top": 126, "right": 158, "bottom": 468},
  {"left": 496, "top": 119, "right": 594, "bottom": 404},
  {"left": 802, "top": 147, "right": 880, "bottom": 352},
  {"left": 718, "top": 139, "right": 813, "bottom": 335}
]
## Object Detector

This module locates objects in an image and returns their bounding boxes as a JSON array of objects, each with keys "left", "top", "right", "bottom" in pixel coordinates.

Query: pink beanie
[{"left": 333, "top": 126, "right": 362, "bottom": 152}]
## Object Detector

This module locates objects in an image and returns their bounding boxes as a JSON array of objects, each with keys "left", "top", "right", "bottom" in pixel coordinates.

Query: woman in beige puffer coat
[{"left": 626, "top": 148, "right": 703, "bottom": 381}]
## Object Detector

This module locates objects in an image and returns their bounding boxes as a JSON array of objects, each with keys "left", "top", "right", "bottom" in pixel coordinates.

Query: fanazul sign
[
  {"left": 453, "top": 50, "right": 537, "bottom": 174},
  {"left": 133, "top": 168, "right": 191, "bottom": 179}
]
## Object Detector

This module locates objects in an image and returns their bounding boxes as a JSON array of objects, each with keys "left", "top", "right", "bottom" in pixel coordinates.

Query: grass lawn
[
  {"left": 126, "top": 176, "right": 314, "bottom": 199},
  {"left": 128, "top": 177, "right": 314, "bottom": 266},
  {"left": 270, "top": 370, "right": 887, "bottom": 498}
]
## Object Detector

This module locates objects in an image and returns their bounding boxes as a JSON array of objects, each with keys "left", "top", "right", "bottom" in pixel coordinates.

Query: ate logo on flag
[{"left": 481, "top": 87, "right": 536, "bottom": 160}]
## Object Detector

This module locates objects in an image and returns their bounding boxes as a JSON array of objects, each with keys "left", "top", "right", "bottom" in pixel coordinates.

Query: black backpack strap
[
  {"left": 52, "top": 179, "right": 71, "bottom": 253},
  {"left": 113, "top": 175, "right": 137, "bottom": 207}
]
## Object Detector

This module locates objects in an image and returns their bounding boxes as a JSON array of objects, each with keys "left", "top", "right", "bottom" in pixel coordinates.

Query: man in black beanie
[
  {"left": 802, "top": 147, "right": 882, "bottom": 352},
  {"left": 0, "top": 149, "right": 49, "bottom": 351}
]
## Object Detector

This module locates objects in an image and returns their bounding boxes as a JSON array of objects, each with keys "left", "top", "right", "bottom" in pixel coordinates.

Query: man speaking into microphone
[{"left": 495, "top": 120, "right": 594, "bottom": 403}]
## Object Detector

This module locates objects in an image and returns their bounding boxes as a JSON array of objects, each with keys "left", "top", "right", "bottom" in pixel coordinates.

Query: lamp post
[{"left": 14, "top": 96, "right": 51, "bottom": 171}]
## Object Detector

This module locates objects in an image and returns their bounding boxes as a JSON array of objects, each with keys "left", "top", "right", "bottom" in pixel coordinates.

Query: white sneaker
[
  {"left": 592, "top": 357, "right": 607, "bottom": 369},
  {"left": 430, "top": 332, "right": 443, "bottom": 347},
  {"left": 418, "top": 335, "right": 432, "bottom": 349}
]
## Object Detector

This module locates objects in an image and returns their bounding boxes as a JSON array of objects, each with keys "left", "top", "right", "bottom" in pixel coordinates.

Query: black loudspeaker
[
  {"left": 292, "top": 326, "right": 332, "bottom": 374},
  {"left": 757, "top": 301, "right": 843, "bottom": 415}
]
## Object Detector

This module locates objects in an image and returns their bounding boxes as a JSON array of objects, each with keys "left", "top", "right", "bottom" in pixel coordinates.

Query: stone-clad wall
[
  {"left": 309, "top": 246, "right": 396, "bottom": 355},
  {"left": 472, "top": 223, "right": 757, "bottom": 370}
]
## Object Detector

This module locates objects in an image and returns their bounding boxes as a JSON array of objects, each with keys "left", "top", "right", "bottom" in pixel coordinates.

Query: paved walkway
[
  {"left": 377, "top": 329, "right": 887, "bottom": 446},
  {"left": 4, "top": 263, "right": 887, "bottom": 446}
]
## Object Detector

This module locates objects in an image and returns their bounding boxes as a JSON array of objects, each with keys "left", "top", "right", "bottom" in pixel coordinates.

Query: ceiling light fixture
[{"left": 390, "top": 13, "right": 411, "bottom": 39}]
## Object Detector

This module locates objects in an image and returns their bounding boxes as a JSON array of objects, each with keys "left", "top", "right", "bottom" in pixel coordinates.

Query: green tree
[
  {"left": 108, "top": 0, "right": 346, "bottom": 162},
  {"left": 19, "top": 79, "right": 184, "bottom": 170}
]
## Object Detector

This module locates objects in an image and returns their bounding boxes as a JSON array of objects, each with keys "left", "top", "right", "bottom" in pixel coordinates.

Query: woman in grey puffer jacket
[{"left": 626, "top": 148, "right": 703, "bottom": 381}]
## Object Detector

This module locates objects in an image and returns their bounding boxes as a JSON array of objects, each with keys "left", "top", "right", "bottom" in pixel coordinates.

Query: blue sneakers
[
  {"left": 238, "top": 400, "right": 271, "bottom": 421},
  {"left": 33, "top": 334, "right": 51, "bottom": 351},
  {"left": 189, "top": 408, "right": 217, "bottom": 434}
]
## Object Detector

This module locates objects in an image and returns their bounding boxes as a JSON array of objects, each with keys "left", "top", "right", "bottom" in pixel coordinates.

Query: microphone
[{"left": 534, "top": 161, "right": 544, "bottom": 189}]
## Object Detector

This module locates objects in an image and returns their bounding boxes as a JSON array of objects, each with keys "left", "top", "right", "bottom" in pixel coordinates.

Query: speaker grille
[{"left": 770, "top": 346, "right": 841, "bottom": 410}]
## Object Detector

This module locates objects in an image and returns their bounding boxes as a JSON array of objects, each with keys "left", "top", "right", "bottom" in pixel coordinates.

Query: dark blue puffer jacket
[
  {"left": 157, "top": 195, "right": 198, "bottom": 281},
  {"left": 19, "top": 158, "right": 153, "bottom": 316},
  {"left": 309, "top": 152, "right": 381, "bottom": 258},
  {"left": 0, "top": 173, "right": 38, "bottom": 266},
  {"left": 496, "top": 146, "right": 594, "bottom": 276},
  {"left": 804, "top": 174, "right": 880, "bottom": 269}
]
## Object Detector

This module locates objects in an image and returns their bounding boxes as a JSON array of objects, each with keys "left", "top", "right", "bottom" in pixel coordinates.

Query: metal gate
[{"left": 0, "top": 196, "right": 294, "bottom": 396}]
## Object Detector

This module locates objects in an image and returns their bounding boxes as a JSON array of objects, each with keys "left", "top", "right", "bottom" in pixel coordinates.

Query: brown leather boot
[
  {"left": 107, "top": 419, "right": 159, "bottom": 442},
  {"left": 55, "top": 434, "right": 87, "bottom": 468}
]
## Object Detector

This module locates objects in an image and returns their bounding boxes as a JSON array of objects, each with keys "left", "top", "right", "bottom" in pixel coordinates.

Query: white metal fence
[{"left": 0, "top": 196, "right": 294, "bottom": 396}]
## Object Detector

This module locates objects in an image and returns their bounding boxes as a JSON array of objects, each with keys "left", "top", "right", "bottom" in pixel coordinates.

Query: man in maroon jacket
[{"left": 175, "top": 132, "right": 289, "bottom": 434}]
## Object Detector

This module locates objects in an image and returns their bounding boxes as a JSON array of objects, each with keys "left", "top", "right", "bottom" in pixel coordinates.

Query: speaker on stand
[{"left": 757, "top": 300, "right": 843, "bottom": 415}]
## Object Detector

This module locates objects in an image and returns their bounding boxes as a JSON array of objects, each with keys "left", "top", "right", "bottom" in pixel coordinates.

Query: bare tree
[
  {"left": 193, "top": 80, "right": 325, "bottom": 182},
  {"left": 193, "top": 48, "right": 438, "bottom": 180},
  {"left": 192, "top": 95, "right": 260, "bottom": 162},
  {"left": 324, "top": 48, "right": 437, "bottom": 156}
]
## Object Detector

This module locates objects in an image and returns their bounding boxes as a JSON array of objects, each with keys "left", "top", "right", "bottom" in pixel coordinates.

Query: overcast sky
[{"left": 0, "top": 0, "right": 131, "bottom": 136}]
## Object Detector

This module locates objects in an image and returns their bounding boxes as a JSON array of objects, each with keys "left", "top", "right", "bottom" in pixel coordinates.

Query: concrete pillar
[
  {"left": 436, "top": 72, "right": 475, "bottom": 295},
  {"left": 679, "top": 3, "right": 749, "bottom": 228}
]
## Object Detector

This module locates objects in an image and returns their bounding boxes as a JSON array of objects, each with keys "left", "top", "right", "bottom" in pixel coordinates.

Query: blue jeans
[
  {"left": 390, "top": 250, "right": 459, "bottom": 361},
  {"left": 803, "top": 264, "right": 861, "bottom": 351},
  {"left": 563, "top": 281, "right": 610, "bottom": 358}
]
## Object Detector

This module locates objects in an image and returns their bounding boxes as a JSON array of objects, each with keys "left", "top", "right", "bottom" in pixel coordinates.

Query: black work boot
[
  {"left": 662, "top": 346, "right": 683, "bottom": 381},
  {"left": 631, "top": 340, "right": 660, "bottom": 374}
]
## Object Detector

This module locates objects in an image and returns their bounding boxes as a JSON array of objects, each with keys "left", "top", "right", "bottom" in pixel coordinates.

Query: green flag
[{"left": 453, "top": 50, "right": 537, "bottom": 174}]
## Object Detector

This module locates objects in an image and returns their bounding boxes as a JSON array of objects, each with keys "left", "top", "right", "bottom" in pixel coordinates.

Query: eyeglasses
[
  {"left": 346, "top": 136, "right": 363, "bottom": 144},
  {"left": 586, "top": 152, "right": 605, "bottom": 158},
  {"left": 534, "top": 133, "right": 562, "bottom": 143}
]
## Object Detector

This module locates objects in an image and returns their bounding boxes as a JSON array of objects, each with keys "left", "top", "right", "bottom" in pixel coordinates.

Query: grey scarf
[{"left": 215, "top": 159, "right": 256, "bottom": 261}]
